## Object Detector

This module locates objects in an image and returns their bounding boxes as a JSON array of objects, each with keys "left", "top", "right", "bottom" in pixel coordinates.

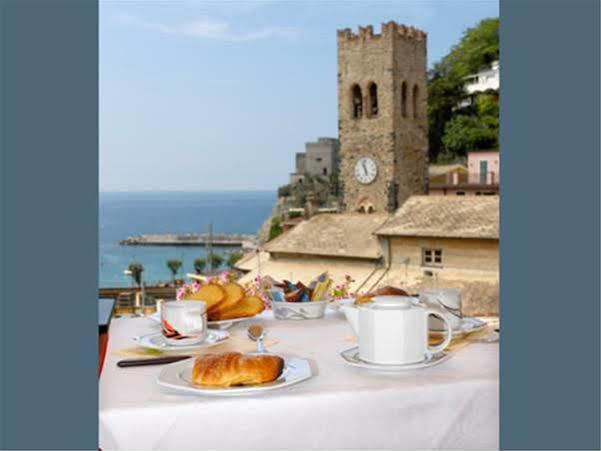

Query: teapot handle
[{"left": 425, "top": 309, "right": 452, "bottom": 354}]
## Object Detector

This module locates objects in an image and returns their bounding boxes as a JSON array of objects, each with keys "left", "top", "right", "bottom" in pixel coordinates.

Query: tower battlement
[{"left": 337, "top": 21, "right": 427, "bottom": 43}]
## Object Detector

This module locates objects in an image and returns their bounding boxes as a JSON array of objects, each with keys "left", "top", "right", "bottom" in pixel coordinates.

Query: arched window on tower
[
  {"left": 368, "top": 82, "right": 378, "bottom": 117},
  {"left": 351, "top": 84, "right": 363, "bottom": 119},
  {"left": 412, "top": 84, "right": 419, "bottom": 119},
  {"left": 401, "top": 81, "right": 408, "bottom": 118}
]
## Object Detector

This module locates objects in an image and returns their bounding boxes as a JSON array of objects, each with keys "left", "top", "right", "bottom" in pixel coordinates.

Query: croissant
[
  {"left": 191, "top": 352, "right": 284, "bottom": 387},
  {"left": 372, "top": 286, "right": 409, "bottom": 297},
  {"left": 355, "top": 286, "right": 409, "bottom": 304}
]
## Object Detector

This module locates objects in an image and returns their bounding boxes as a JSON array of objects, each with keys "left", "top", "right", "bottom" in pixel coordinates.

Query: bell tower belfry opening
[{"left": 337, "top": 21, "right": 429, "bottom": 213}]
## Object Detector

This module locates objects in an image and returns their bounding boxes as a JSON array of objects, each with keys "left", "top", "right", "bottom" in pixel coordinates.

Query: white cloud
[{"left": 116, "top": 13, "right": 298, "bottom": 42}]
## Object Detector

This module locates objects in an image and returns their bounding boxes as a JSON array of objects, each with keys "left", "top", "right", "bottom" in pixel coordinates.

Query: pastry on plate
[
  {"left": 192, "top": 352, "right": 284, "bottom": 387},
  {"left": 355, "top": 286, "right": 410, "bottom": 305}
]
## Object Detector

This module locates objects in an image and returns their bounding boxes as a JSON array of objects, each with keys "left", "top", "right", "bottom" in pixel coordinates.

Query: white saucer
[
  {"left": 157, "top": 356, "right": 312, "bottom": 396},
  {"left": 132, "top": 329, "right": 230, "bottom": 352},
  {"left": 429, "top": 316, "right": 488, "bottom": 338},
  {"left": 340, "top": 346, "right": 451, "bottom": 371}
]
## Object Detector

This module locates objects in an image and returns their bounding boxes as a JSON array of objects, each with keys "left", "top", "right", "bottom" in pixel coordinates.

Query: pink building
[
  {"left": 429, "top": 149, "right": 499, "bottom": 196},
  {"left": 467, "top": 149, "right": 499, "bottom": 185}
]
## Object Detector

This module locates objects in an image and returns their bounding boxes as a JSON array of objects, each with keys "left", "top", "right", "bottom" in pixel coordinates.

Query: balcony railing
[{"left": 430, "top": 171, "right": 499, "bottom": 186}]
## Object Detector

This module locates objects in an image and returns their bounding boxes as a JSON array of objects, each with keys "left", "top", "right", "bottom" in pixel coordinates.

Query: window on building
[
  {"left": 412, "top": 84, "right": 419, "bottom": 119},
  {"left": 368, "top": 82, "right": 378, "bottom": 116},
  {"left": 456, "top": 191, "right": 466, "bottom": 196},
  {"left": 351, "top": 84, "right": 363, "bottom": 119},
  {"left": 401, "top": 81, "right": 408, "bottom": 118},
  {"left": 323, "top": 168, "right": 327, "bottom": 175},
  {"left": 315, "top": 157, "right": 322, "bottom": 162},
  {"left": 422, "top": 248, "right": 443, "bottom": 267}
]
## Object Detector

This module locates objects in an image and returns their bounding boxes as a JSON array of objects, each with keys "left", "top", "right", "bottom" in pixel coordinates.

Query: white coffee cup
[
  {"left": 419, "top": 288, "right": 463, "bottom": 330},
  {"left": 160, "top": 300, "right": 207, "bottom": 346}
]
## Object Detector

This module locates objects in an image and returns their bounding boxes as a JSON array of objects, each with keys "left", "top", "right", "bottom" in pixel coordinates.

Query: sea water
[{"left": 99, "top": 191, "right": 276, "bottom": 287}]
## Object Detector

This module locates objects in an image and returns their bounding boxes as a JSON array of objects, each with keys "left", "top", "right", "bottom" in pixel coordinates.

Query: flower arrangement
[{"left": 331, "top": 274, "right": 356, "bottom": 300}]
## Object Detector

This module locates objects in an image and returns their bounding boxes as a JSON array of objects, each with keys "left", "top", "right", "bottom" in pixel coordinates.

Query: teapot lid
[{"left": 368, "top": 296, "right": 418, "bottom": 310}]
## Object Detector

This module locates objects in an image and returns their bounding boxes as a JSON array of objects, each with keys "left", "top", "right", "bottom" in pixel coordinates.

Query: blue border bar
[
  {"left": 500, "top": 0, "right": 600, "bottom": 449},
  {"left": 0, "top": 1, "right": 98, "bottom": 449}
]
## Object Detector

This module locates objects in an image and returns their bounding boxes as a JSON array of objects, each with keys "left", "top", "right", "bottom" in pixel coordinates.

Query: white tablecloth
[{"left": 99, "top": 310, "right": 498, "bottom": 450}]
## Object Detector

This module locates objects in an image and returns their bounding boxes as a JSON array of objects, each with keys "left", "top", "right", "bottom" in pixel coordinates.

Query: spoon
[{"left": 247, "top": 324, "right": 266, "bottom": 353}]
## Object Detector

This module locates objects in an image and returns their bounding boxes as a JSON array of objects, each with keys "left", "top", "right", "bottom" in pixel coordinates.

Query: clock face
[{"left": 354, "top": 157, "right": 378, "bottom": 184}]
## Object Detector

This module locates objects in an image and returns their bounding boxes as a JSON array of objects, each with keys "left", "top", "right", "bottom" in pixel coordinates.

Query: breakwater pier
[{"left": 119, "top": 233, "right": 256, "bottom": 248}]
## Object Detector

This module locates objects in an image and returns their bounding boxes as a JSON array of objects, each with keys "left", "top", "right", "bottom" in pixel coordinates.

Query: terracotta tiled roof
[
  {"left": 428, "top": 164, "right": 467, "bottom": 177},
  {"left": 234, "top": 251, "right": 270, "bottom": 272},
  {"left": 264, "top": 213, "right": 388, "bottom": 259},
  {"left": 375, "top": 195, "right": 499, "bottom": 239}
]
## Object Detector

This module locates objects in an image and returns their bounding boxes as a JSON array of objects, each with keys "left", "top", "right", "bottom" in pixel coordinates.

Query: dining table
[{"left": 99, "top": 308, "right": 499, "bottom": 450}]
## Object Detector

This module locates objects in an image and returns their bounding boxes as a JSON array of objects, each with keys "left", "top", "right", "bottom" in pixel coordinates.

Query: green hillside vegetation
[{"left": 428, "top": 17, "right": 499, "bottom": 163}]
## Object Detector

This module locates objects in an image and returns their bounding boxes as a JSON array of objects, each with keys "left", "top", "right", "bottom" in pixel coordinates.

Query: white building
[
  {"left": 464, "top": 60, "right": 499, "bottom": 94},
  {"left": 457, "top": 61, "right": 499, "bottom": 108}
]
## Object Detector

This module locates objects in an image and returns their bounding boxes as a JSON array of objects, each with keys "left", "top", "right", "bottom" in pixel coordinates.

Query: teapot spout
[{"left": 341, "top": 304, "right": 359, "bottom": 335}]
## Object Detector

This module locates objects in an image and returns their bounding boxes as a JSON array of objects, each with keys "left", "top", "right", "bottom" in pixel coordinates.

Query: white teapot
[{"left": 341, "top": 296, "right": 452, "bottom": 364}]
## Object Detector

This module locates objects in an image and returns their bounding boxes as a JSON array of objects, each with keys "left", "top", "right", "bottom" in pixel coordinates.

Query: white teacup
[
  {"left": 160, "top": 300, "right": 207, "bottom": 346},
  {"left": 419, "top": 288, "right": 463, "bottom": 330}
]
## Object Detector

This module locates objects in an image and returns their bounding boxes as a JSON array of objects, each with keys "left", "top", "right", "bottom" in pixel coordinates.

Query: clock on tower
[{"left": 337, "top": 22, "right": 429, "bottom": 213}]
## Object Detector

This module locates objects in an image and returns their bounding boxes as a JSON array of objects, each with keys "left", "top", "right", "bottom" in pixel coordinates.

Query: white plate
[
  {"left": 429, "top": 316, "right": 488, "bottom": 338},
  {"left": 340, "top": 346, "right": 451, "bottom": 371},
  {"left": 148, "top": 311, "right": 259, "bottom": 329},
  {"left": 157, "top": 356, "right": 312, "bottom": 396},
  {"left": 132, "top": 329, "right": 230, "bottom": 352}
]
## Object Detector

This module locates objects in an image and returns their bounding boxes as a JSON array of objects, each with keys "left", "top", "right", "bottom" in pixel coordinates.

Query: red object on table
[
  {"left": 98, "top": 298, "right": 115, "bottom": 377},
  {"left": 99, "top": 331, "right": 109, "bottom": 376}
]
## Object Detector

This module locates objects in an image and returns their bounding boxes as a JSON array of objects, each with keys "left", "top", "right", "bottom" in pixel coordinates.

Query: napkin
[{"left": 113, "top": 336, "right": 280, "bottom": 359}]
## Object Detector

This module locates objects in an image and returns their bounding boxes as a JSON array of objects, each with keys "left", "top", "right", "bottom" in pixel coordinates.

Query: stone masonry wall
[{"left": 337, "top": 22, "right": 428, "bottom": 213}]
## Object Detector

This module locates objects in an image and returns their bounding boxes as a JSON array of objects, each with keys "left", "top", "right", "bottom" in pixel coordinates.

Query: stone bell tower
[{"left": 337, "top": 21, "right": 428, "bottom": 213}]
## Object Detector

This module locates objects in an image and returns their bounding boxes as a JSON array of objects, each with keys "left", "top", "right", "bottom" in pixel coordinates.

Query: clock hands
[{"left": 356, "top": 158, "right": 376, "bottom": 184}]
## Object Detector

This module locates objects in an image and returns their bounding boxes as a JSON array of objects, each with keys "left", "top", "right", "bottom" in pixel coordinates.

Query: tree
[
  {"left": 441, "top": 114, "right": 497, "bottom": 156},
  {"left": 268, "top": 216, "right": 283, "bottom": 241},
  {"left": 193, "top": 257, "right": 206, "bottom": 274},
  {"left": 127, "top": 263, "right": 144, "bottom": 287},
  {"left": 208, "top": 253, "right": 223, "bottom": 270},
  {"left": 227, "top": 251, "right": 244, "bottom": 269},
  {"left": 278, "top": 184, "right": 292, "bottom": 197},
  {"left": 441, "top": 93, "right": 499, "bottom": 156},
  {"left": 166, "top": 259, "right": 183, "bottom": 285},
  {"left": 427, "top": 17, "right": 499, "bottom": 162}
]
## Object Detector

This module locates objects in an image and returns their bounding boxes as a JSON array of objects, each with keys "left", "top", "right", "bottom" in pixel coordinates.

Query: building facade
[
  {"left": 467, "top": 149, "right": 499, "bottom": 185},
  {"left": 428, "top": 150, "right": 499, "bottom": 196},
  {"left": 464, "top": 61, "right": 499, "bottom": 95},
  {"left": 289, "top": 137, "right": 340, "bottom": 184},
  {"left": 337, "top": 22, "right": 429, "bottom": 213},
  {"left": 457, "top": 60, "right": 500, "bottom": 108}
]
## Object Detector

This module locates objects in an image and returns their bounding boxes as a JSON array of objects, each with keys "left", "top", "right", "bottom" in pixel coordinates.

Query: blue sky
[{"left": 100, "top": 0, "right": 498, "bottom": 192}]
